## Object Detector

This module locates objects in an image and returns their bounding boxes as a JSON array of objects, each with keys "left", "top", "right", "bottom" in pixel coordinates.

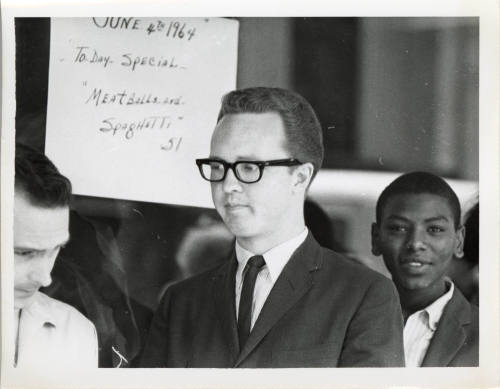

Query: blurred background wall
[{"left": 236, "top": 17, "right": 478, "bottom": 178}]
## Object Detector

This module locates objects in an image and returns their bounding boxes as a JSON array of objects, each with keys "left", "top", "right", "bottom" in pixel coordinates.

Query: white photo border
[{"left": 1, "top": 0, "right": 499, "bottom": 388}]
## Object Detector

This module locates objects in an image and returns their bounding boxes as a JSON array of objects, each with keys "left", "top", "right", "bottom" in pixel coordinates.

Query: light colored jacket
[{"left": 16, "top": 291, "right": 98, "bottom": 369}]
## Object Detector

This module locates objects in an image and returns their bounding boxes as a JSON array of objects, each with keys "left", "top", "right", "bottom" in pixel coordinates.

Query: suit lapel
[
  {"left": 212, "top": 253, "right": 240, "bottom": 362},
  {"left": 234, "top": 233, "right": 322, "bottom": 367},
  {"left": 421, "top": 288, "right": 471, "bottom": 367}
]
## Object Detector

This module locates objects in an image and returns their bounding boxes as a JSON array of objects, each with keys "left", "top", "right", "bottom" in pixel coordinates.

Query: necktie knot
[{"left": 247, "top": 255, "right": 265, "bottom": 269}]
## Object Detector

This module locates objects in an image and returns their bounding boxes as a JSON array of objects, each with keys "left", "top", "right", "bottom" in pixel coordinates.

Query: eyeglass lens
[{"left": 201, "top": 161, "right": 261, "bottom": 183}]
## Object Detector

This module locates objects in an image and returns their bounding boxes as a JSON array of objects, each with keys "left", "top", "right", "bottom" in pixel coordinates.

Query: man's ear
[
  {"left": 292, "top": 162, "right": 314, "bottom": 192},
  {"left": 371, "top": 222, "right": 382, "bottom": 256},
  {"left": 454, "top": 225, "right": 466, "bottom": 258}
]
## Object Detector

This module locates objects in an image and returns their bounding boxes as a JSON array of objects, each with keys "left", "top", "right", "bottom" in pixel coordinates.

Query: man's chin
[
  {"left": 14, "top": 290, "right": 38, "bottom": 309},
  {"left": 398, "top": 279, "right": 432, "bottom": 292},
  {"left": 224, "top": 217, "right": 253, "bottom": 236}
]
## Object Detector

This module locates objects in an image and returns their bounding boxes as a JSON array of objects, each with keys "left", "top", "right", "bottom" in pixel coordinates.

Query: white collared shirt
[
  {"left": 403, "top": 280, "right": 455, "bottom": 367},
  {"left": 15, "top": 291, "right": 98, "bottom": 369},
  {"left": 235, "top": 228, "right": 308, "bottom": 330}
]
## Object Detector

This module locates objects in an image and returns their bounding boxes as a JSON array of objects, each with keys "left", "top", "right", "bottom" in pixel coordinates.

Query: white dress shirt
[
  {"left": 403, "top": 280, "right": 455, "bottom": 367},
  {"left": 15, "top": 291, "right": 98, "bottom": 370},
  {"left": 235, "top": 228, "right": 308, "bottom": 330}
]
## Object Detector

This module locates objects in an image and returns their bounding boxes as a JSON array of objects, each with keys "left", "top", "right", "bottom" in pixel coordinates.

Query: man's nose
[
  {"left": 221, "top": 167, "right": 243, "bottom": 193},
  {"left": 29, "top": 256, "right": 54, "bottom": 288},
  {"left": 405, "top": 228, "right": 427, "bottom": 250}
]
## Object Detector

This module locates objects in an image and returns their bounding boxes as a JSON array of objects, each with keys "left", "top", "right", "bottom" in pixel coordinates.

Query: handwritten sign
[{"left": 45, "top": 17, "right": 239, "bottom": 208}]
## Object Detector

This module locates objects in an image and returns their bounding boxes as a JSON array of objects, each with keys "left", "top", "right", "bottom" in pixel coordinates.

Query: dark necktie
[{"left": 238, "top": 255, "right": 266, "bottom": 349}]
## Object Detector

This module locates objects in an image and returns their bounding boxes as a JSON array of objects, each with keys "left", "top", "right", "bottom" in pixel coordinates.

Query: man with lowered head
[
  {"left": 13, "top": 144, "right": 98, "bottom": 369},
  {"left": 142, "top": 87, "right": 405, "bottom": 367}
]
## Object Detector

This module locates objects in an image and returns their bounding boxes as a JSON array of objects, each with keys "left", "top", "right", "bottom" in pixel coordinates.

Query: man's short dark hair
[
  {"left": 375, "top": 171, "right": 461, "bottom": 229},
  {"left": 15, "top": 143, "right": 72, "bottom": 208},
  {"left": 217, "top": 87, "right": 324, "bottom": 179}
]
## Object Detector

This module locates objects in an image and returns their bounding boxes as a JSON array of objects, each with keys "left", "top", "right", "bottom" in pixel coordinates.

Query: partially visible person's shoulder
[
  {"left": 319, "top": 246, "right": 393, "bottom": 286},
  {"left": 436, "top": 286, "right": 478, "bottom": 367},
  {"left": 36, "top": 291, "right": 95, "bottom": 331},
  {"left": 450, "top": 287, "right": 479, "bottom": 327},
  {"left": 320, "top": 246, "right": 389, "bottom": 278},
  {"left": 167, "top": 259, "right": 231, "bottom": 296},
  {"left": 468, "top": 298, "right": 479, "bottom": 339},
  {"left": 466, "top": 292, "right": 479, "bottom": 319}
]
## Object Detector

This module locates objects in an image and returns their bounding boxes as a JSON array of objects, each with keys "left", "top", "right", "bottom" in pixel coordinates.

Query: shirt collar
[
  {"left": 22, "top": 291, "right": 58, "bottom": 328},
  {"left": 422, "top": 279, "right": 454, "bottom": 331},
  {"left": 235, "top": 228, "right": 308, "bottom": 283}
]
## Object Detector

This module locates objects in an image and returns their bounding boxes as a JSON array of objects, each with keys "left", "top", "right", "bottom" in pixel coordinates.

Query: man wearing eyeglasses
[{"left": 141, "top": 87, "right": 405, "bottom": 367}]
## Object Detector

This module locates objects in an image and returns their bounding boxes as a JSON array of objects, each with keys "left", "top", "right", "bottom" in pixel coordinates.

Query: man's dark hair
[
  {"left": 217, "top": 87, "right": 324, "bottom": 179},
  {"left": 15, "top": 143, "right": 72, "bottom": 207},
  {"left": 375, "top": 171, "right": 461, "bottom": 229}
]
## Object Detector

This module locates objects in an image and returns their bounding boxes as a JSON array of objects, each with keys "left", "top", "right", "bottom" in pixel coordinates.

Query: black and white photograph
[{"left": 1, "top": 1, "right": 499, "bottom": 388}]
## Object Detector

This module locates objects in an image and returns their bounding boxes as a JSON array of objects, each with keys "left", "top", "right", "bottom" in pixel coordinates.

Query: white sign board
[{"left": 45, "top": 17, "right": 239, "bottom": 208}]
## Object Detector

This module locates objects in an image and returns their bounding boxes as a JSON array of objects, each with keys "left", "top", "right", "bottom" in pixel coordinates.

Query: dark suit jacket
[
  {"left": 421, "top": 287, "right": 479, "bottom": 367},
  {"left": 141, "top": 233, "right": 405, "bottom": 367}
]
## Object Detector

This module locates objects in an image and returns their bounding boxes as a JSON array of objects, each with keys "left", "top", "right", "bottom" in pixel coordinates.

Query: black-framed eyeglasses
[{"left": 195, "top": 158, "right": 303, "bottom": 184}]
